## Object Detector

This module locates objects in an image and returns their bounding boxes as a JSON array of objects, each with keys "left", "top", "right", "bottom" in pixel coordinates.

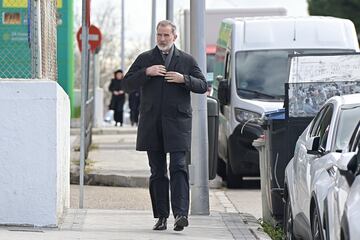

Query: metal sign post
[
  {"left": 30, "top": 0, "right": 42, "bottom": 79},
  {"left": 121, "top": 0, "right": 125, "bottom": 70},
  {"left": 150, "top": 0, "right": 156, "bottom": 48},
  {"left": 79, "top": 0, "right": 90, "bottom": 209}
]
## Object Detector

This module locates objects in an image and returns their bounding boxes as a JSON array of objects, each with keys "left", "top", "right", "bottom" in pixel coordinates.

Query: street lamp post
[
  {"left": 190, "top": 0, "right": 209, "bottom": 215},
  {"left": 166, "top": 0, "right": 173, "bottom": 21},
  {"left": 121, "top": 0, "right": 125, "bottom": 70},
  {"left": 150, "top": 0, "right": 156, "bottom": 48}
]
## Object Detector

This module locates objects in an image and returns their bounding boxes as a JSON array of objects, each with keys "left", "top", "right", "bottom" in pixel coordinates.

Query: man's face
[{"left": 156, "top": 25, "right": 177, "bottom": 52}]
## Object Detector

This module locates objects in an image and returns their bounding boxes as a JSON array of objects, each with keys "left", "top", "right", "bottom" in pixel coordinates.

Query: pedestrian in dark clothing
[
  {"left": 109, "top": 69, "right": 125, "bottom": 126},
  {"left": 122, "top": 20, "right": 207, "bottom": 232},
  {"left": 128, "top": 90, "right": 140, "bottom": 126}
]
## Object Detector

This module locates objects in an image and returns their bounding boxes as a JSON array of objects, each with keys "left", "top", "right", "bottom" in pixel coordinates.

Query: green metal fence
[{"left": 0, "top": 0, "right": 57, "bottom": 80}]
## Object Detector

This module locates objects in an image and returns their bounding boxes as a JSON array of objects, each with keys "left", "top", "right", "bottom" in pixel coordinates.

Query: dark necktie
[
  {"left": 163, "top": 52, "right": 171, "bottom": 68},
  {"left": 162, "top": 52, "right": 168, "bottom": 61}
]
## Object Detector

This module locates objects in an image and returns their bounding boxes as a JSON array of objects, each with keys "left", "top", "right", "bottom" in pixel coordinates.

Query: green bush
[{"left": 260, "top": 220, "right": 284, "bottom": 240}]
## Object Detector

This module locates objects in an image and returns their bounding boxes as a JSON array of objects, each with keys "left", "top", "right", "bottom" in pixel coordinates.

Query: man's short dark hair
[
  {"left": 114, "top": 69, "right": 123, "bottom": 74},
  {"left": 114, "top": 69, "right": 123, "bottom": 78}
]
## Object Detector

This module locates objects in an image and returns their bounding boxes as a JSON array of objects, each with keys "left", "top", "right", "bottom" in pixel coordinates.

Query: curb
[
  {"left": 70, "top": 170, "right": 149, "bottom": 188},
  {"left": 70, "top": 170, "right": 224, "bottom": 189},
  {"left": 239, "top": 213, "right": 272, "bottom": 240},
  {"left": 71, "top": 127, "right": 137, "bottom": 136},
  {"left": 220, "top": 212, "right": 272, "bottom": 240}
]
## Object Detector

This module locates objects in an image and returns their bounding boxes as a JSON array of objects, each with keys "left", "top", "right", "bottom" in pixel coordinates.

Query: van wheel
[{"left": 226, "top": 160, "right": 243, "bottom": 188}]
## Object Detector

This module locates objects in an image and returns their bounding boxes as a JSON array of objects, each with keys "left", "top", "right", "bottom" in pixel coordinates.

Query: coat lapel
[
  {"left": 167, "top": 46, "right": 180, "bottom": 71},
  {"left": 150, "top": 46, "right": 180, "bottom": 71},
  {"left": 150, "top": 47, "right": 165, "bottom": 65}
]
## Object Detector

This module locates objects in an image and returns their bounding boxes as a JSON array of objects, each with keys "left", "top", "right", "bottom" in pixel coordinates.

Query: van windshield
[
  {"left": 207, "top": 54, "right": 215, "bottom": 73},
  {"left": 235, "top": 49, "right": 355, "bottom": 100}
]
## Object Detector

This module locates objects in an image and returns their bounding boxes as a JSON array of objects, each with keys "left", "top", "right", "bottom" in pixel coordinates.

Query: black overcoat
[
  {"left": 108, "top": 79, "right": 125, "bottom": 112},
  {"left": 122, "top": 46, "right": 207, "bottom": 152}
]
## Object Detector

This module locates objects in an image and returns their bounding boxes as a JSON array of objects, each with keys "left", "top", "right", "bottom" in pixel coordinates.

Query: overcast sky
[
  {"left": 76, "top": 0, "right": 308, "bottom": 40},
  {"left": 74, "top": 0, "right": 309, "bottom": 63}
]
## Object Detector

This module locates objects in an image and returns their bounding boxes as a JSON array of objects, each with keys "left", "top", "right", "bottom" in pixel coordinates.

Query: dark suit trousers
[{"left": 147, "top": 151, "right": 189, "bottom": 218}]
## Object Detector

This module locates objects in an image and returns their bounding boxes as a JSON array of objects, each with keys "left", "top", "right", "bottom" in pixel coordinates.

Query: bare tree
[
  {"left": 74, "top": 3, "right": 120, "bottom": 88},
  {"left": 74, "top": 2, "right": 147, "bottom": 112}
]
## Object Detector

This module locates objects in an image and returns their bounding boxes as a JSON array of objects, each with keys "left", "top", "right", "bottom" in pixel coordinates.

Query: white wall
[
  {"left": 0, "top": 80, "right": 70, "bottom": 227},
  {"left": 74, "top": 88, "right": 105, "bottom": 127}
]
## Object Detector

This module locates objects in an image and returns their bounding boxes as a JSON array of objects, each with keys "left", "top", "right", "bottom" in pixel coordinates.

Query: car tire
[
  {"left": 311, "top": 204, "right": 325, "bottom": 240},
  {"left": 341, "top": 229, "right": 347, "bottom": 240},
  {"left": 217, "top": 157, "right": 227, "bottom": 180},
  {"left": 340, "top": 214, "right": 350, "bottom": 240},
  {"left": 284, "top": 193, "right": 295, "bottom": 240},
  {"left": 226, "top": 157, "right": 243, "bottom": 188},
  {"left": 225, "top": 145, "right": 243, "bottom": 188},
  {"left": 226, "top": 149, "right": 243, "bottom": 188}
]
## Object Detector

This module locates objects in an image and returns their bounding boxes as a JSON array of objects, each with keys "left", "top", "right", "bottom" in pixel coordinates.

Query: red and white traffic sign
[{"left": 77, "top": 25, "right": 102, "bottom": 53}]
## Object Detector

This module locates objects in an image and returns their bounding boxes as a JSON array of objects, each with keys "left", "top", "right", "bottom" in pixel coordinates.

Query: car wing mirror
[
  {"left": 306, "top": 136, "right": 320, "bottom": 155},
  {"left": 336, "top": 152, "right": 357, "bottom": 172}
]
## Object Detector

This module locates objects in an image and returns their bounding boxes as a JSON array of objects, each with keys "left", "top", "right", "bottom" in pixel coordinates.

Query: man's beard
[{"left": 157, "top": 43, "right": 173, "bottom": 52}]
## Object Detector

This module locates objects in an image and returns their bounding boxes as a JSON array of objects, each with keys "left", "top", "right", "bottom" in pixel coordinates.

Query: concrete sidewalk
[
  {"left": 0, "top": 209, "right": 269, "bottom": 240},
  {"left": 0, "top": 184, "right": 268, "bottom": 239},
  {"left": 60, "top": 124, "right": 271, "bottom": 240},
  {"left": 71, "top": 126, "right": 150, "bottom": 187}
]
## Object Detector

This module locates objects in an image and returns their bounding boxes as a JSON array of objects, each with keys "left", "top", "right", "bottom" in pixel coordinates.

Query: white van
[{"left": 212, "top": 16, "right": 359, "bottom": 188}]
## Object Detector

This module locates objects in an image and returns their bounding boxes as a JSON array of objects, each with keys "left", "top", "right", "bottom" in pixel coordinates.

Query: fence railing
[{"left": 0, "top": 0, "right": 57, "bottom": 80}]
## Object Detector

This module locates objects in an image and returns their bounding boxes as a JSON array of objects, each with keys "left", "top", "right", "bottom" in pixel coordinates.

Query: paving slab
[
  {"left": 0, "top": 209, "right": 270, "bottom": 240},
  {"left": 65, "top": 124, "right": 271, "bottom": 239}
]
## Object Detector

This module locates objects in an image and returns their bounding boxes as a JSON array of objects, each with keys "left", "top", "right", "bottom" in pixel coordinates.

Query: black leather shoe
[
  {"left": 153, "top": 217, "right": 167, "bottom": 230},
  {"left": 173, "top": 215, "right": 188, "bottom": 231}
]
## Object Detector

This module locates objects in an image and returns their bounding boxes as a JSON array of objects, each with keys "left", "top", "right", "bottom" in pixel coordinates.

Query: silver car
[
  {"left": 284, "top": 94, "right": 360, "bottom": 240},
  {"left": 341, "top": 166, "right": 360, "bottom": 240},
  {"left": 311, "top": 120, "right": 360, "bottom": 240},
  {"left": 322, "top": 121, "right": 360, "bottom": 240}
]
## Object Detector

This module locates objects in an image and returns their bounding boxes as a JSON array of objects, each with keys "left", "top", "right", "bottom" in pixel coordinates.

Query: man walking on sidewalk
[{"left": 122, "top": 20, "right": 207, "bottom": 231}]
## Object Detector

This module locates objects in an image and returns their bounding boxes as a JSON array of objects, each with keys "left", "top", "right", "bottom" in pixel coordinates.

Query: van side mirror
[
  {"left": 216, "top": 75, "right": 224, "bottom": 82},
  {"left": 306, "top": 136, "right": 320, "bottom": 155},
  {"left": 217, "top": 77, "right": 230, "bottom": 105}
]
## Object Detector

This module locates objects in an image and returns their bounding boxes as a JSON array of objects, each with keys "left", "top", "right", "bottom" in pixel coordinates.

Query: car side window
[
  {"left": 309, "top": 105, "right": 329, "bottom": 137},
  {"left": 347, "top": 124, "right": 360, "bottom": 175},
  {"left": 349, "top": 121, "right": 360, "bottom": 152},
  {"left": 316, "top": 107, "right": 333, "bottom": 151}
]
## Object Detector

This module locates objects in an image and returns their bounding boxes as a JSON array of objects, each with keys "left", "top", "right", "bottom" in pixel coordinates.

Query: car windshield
[
  {"left": 235, "top": 49, "right": 355, "bottom": 100},
  {"left": 334, "top": 104, "right": 360, "bottom": 152}
]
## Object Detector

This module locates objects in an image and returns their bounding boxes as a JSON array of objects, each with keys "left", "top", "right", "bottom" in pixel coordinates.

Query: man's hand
[
  {"left": 165, "top": 71, "right": 184, "bottom": 83},
  {"left": 146, "top": 65, "right": 166, "bottom": 76}
]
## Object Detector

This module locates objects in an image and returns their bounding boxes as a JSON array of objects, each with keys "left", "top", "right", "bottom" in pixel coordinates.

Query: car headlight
[{"left": 234, "top": 108, "right": 264, "bottom": 125}]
